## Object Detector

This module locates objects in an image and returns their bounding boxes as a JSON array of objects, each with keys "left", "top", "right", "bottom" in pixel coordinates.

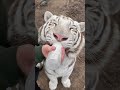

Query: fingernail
[{"left": 51, "top": 46, "right": 56, "bottom": 50}]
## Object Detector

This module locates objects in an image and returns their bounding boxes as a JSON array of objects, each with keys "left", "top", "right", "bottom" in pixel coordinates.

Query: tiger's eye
[
  {"left": 49, "top": 23, "right": 57, "bottom": 26},
  {"left": 54, "top": 23, "right": 57, "bottom": 26},
  {"left": 70, "top": 28, "right": 74, "bottom": 30},
  {"left": 49, "top": 23, "right": 52, "bottom": 26}
]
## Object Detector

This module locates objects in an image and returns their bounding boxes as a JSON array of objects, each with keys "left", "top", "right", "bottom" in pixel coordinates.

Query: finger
[
  {"left": 51, "top": 46, "right": 56, "bottom": 50},
  {"left": 44, "top": 44, "right": 51, "bottom": 52},
  {"left": 48, "top": 46, "right": 56, "bottom": 52},
  {"left": 42, "top": 44, "right": 49, "bottom": 58}
]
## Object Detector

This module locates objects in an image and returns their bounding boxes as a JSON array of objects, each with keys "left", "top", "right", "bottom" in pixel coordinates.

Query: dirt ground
[{"left": 35, "top": 0, "right": 85, "bottom": 90}]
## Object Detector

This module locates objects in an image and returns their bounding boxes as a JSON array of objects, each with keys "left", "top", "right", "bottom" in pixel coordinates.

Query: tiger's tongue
[{"left": 61, "top": 47, "right": 65, "bottom": 63}]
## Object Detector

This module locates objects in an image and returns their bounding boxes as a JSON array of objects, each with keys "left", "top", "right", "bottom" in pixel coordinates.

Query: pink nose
[{"left": 53, "top": 33, "right": 68, "bottom": 41}]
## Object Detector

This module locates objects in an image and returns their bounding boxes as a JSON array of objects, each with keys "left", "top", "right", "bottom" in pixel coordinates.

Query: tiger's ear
[
  {"left": 79, "top": 22, "right": 85, "bottom": 32},
  {"left": 44, "top": 11, "right": 53, "bottom": 22}
]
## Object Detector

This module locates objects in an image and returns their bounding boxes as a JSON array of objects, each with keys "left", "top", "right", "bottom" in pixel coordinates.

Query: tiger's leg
[
  {"left": 49, "top": 76, "right": 58, "bottom": 90},
  {"left": 46, "top": 72, "right": 58, "bottom": 90},
  {"left": 61, "top": 68, "right": 74, "bottom": 88},
  {"left": 61, "top": 75, "right": 71, "bottom": 88},
  {"left": 61, "top": 59, "right": 76, "bottom": 88}
]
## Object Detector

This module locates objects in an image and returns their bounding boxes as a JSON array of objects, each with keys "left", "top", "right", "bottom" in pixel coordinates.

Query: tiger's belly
[
  {"left": 45, "top": 57, "right": 75, "bottom": 77},
  {"left": 54, "top": 65, "right": 74, "bottom": 77}
]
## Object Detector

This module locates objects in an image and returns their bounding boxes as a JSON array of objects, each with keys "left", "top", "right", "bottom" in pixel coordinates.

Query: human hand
[
  {"left": 42, "top": 44, "right": 56, "bottom": 58},
  {"left": 17, "top": 44, "right": 55, "bottom": 76}
]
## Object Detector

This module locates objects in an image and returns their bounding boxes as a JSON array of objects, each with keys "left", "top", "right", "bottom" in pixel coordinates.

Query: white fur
[
  {"left": 45, "top": 42, "right": 75, "bottom": 90},
  {"left": 37, "top": 11, "right": 85, "bottom": 90}
]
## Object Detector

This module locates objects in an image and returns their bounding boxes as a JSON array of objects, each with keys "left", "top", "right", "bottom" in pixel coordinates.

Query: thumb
[{"left": 48, "top": 46, "right": 56, "bottom": 52}]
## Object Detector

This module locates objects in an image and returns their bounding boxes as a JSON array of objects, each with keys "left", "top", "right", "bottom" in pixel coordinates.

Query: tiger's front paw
[
  {"left": 49, "top": 81, "right": 57, "bottom": 90},
  {"left": 62, "top": 78, "right": 71, "bottom": 88}
]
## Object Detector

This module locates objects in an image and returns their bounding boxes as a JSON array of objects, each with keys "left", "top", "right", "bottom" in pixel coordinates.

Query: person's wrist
[{"left": 35, "top": 45, "right": 45, "bottom": 63}]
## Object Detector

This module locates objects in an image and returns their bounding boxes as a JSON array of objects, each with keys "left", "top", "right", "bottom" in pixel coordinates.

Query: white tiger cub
[{"left": 38, "top": 11, "right": 85, "bottom": 90}]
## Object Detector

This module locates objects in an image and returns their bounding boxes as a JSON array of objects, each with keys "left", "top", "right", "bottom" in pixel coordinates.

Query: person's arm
[
  {"left": 0, "top": 44, "right": 41, "bottom": 88},
  {"left": 35, "top": 45, "right": 45, "bottom": 63},
  {"left": 35, "top": 44, "right": 56, "bottom": 62},
  {"left": 17, "top": 44, "right": 53, "bottom": 75},
  {"left": 0, "top": 43, "right": 55, "bottom": 88},
  {"left": 0, "top": 44, "right": 45, "bottom": 88}
]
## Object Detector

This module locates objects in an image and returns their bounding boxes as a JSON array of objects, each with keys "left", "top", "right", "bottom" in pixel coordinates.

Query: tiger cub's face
[{"left": 38, "top": 11, "right": 85, "bottom": 49}]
